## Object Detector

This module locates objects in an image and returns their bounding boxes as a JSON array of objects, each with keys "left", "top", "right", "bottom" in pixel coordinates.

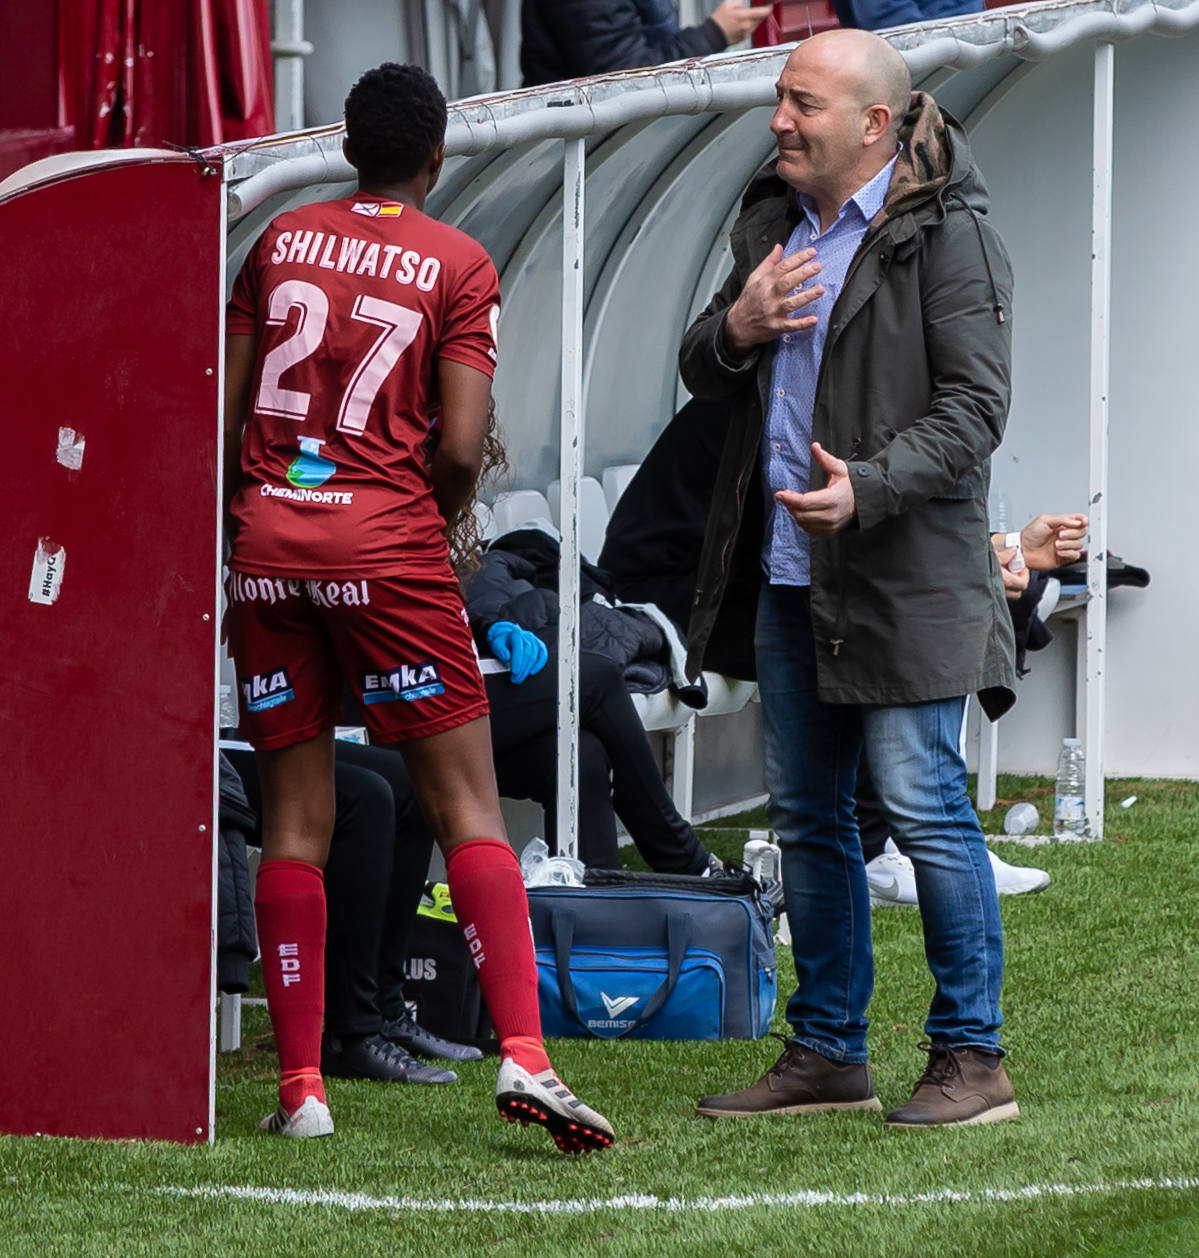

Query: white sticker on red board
[
  {"left": 28, "top": 538, "right": 66, "bottom": 605},
  {"left": 56, "top": 427, "right": 86, "bottom": 470}
]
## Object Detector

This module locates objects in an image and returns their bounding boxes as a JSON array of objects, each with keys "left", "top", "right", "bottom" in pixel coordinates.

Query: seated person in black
[
  {"left": 462, "top": 528, "right": 716, "bottom": 874},
  {"left": 486, "top": 646, "right": 713, "bottom": 872}
]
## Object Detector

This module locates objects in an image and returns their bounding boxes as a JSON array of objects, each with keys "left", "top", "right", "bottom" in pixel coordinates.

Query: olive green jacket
[{"left": 679, "top": 93, "right": 1016, "bottom": 717}]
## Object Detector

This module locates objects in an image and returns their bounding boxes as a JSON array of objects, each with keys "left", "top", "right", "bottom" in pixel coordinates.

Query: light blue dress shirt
[{"left": 761, "top": 153, "right": 898, "bottom": 586}]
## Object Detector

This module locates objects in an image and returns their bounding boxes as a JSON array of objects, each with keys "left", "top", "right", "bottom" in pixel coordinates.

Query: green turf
[{"left": 2, "top": 777, "right": 1196, "bottom": 1257}]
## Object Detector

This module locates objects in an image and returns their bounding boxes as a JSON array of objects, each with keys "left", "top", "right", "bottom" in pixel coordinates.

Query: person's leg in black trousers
[
  {"left": 324, "top": 760, "right": 397, "bottom": 1039},
  {"left": 331, "top": 741, "right": 483, "bottom": 1062},
  {"left": 487, "top": 650, "right": 711, "bottom": 873},
  {"left": 491, "top": 721, "right": 620, "bottom": 866}
]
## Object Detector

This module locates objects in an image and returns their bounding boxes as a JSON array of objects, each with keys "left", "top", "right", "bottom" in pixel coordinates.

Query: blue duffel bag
[{"left": 527, "top": 869, "right": 777, "bottom": 1040}]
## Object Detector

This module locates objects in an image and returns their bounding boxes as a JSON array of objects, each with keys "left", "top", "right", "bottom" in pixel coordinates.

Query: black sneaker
[
  {"left": 321, "top": 1033, "right": 458, "bottom": 1084},
  {"left": 381, "top": 1014, "right": 484, "bottom": 1062}
]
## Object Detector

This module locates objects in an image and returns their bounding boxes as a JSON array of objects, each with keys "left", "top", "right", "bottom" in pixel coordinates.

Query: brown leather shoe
[
  {"left": 884, "top": 1042, "right": 1020, "bottom": 1128},
  {"left": 697, "top": 1037, "right": 883, "bottom": 1118}
]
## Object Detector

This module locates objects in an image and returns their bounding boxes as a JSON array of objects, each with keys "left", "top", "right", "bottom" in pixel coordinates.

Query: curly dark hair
[
  {"left": 447, "top": 399, "right": 510, "bottom": 577},
  {"left": 343, "top": 63, "right": 447, "bottom": 185},
  {"left": 422, "top": 397, "right": 510, "bottom": 577}
]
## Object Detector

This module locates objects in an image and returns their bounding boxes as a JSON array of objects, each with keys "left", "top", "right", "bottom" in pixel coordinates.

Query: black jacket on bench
[
  {"left": 217, "top": 753, "right": 258, "bottom": 995},
  {"left": 599, "top": 396, "right": 761, "bottom": 681}
]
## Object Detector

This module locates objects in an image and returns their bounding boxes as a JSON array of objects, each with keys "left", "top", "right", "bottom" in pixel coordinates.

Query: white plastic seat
[
  {"left": 545, "top": 476, "right": 609, "bottom": 562},
  {"left": 472, "top": 498, "right": 497, "bottom": 541},
  {"left": 488, "top": 489, "right": 554, "bottom": 538},
  {"left": 636, "top": 676, "right": 755, "bottom": 820},
  {"left": 630, "top": 689, "right": 691, "bottom": 732},
  {"left": 601, "top": 463, "right": 639, "bottom": 513},
  {"left": 700, "top": 672, "right": 758, "bottom": 716}
]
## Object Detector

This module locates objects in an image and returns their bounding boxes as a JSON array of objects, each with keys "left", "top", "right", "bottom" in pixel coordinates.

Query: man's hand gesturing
[
  {"left": 775, "top": 443, "right": 855, "bottom": 535},
  {"left": 723, "top": 244, "right": 823, "bottom": 356},
  {"left": 1020, "top": 513, "right": 1088, "bottom": 570}
]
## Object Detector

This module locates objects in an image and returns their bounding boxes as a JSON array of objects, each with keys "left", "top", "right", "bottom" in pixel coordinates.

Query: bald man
[{"left": 680, "top": 30, "right": 1019, "bottom": 1127}]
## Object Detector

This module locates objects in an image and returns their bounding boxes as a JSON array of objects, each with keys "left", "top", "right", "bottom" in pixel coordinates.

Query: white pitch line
[{"left": 157, "top": 1178, "right": 1198, "bottom": 1216}]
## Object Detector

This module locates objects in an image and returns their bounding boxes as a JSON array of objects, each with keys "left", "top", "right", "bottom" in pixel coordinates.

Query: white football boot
[
  {"left": 495, "top": 1058, "right": 614, "bottom": 1153},
  {"left": 259, "top": 1093, "right": 334, "bottom": 1139}
]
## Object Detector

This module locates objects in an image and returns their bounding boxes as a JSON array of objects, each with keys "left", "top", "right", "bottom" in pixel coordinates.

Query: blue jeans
[{"left": 755, "top": 583, "right": 1004, "bottom": 1062}]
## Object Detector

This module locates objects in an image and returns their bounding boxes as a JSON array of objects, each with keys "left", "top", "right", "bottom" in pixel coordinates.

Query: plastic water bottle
[
  {"left": 519, "top": 837, "right": 584, "bottom": 887},
  {"left": 989, "top": 486, "right": 1011, "bottom": 534},
  {"left": 1053, "top": 738, "right": 1087, "bottom": 838},
  {"left": 1003, "top": 802, "right": 1040, "bottom": 836}
]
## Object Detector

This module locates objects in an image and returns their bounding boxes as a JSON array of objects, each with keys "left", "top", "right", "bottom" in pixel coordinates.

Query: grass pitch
[{"left": 2, "top": 776, "right": 1196, "bottom": 1257}]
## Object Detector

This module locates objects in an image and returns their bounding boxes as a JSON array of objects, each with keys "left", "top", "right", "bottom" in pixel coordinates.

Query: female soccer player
[{"left": 223, "top": 62, "right": 612, "bottom": 1152}]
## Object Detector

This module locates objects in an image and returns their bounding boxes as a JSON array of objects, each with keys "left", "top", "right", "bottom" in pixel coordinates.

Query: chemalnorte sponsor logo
[
  {"left": 360, "top": 662, "right": 445, "bottom": 704},
  {"left": 260, "top": 483, "right": 353, "bottom": 505}
]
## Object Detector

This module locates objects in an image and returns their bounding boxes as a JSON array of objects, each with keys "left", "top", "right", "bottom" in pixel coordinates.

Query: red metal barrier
[
  {"left": 0, "top": 152, "right": 222, "bottom": 1143},
  {"left": 753, "top": 0, "right": 843, "bottom": 45}
]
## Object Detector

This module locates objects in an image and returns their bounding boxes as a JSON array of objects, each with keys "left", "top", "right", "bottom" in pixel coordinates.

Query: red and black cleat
[{"left": 496, "top": 1059, "right": 614, "bottom": 1154}]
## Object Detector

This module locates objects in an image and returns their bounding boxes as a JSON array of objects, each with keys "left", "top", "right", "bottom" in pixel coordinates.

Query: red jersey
[{"left": 226, "top": 194, "right": 500, "bottom": 577}]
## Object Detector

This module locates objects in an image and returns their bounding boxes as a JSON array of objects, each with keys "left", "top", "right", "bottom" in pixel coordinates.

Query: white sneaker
[
  {"left": 866, "top": 839, "right": 918, "bottom": 907},
  {"left": 259, "top": 1093, "right": 334, "bottom": 1139},
  {"left": 1036, "top": 576, "right": 1062, "bottom": 621},
  {"left": 989, "top": 849, "right": 1050, "bottom": 895},
  {"left": 495, "top": 1057, "right": 614, "bottom": 1153},
  {"left": 867, "top": 840, "right": 1050, "bottom": 906}
]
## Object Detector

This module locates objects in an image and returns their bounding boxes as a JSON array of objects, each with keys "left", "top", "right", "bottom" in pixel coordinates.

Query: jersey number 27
[{"left": 253, "top": 278, "right": 422, "bottom": 434}]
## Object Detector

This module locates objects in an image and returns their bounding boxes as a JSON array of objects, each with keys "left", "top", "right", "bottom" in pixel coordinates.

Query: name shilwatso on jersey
[{"left": 271, "top": 230, "right": 443, "bottom": 291}]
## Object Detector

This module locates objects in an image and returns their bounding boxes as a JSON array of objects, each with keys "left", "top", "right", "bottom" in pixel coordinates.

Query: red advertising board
[{"left": 0, "top": 153, "right": 222, "bottom": 1143}]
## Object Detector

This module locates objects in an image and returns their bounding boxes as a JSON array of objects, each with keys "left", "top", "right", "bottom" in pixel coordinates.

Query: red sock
[
  {"left": 255, "top": 859, "right": 327, "bottom": 1110},
  {"left": 445, "top": 838, "right": 550, "bottom": 1075}
]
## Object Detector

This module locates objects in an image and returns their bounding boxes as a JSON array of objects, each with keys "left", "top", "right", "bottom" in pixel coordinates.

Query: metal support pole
[
  {"left": 669, "top": 718, "right": 697, "bottom": 820},
  {"left": 977, "top": 711, "right": 999, "bottom": 813},
  {"left": 423, "top": 0, "right": 454, "bottom": 99},
  {"left": 1084, "top": 40, "right": 1114, "bottom": 840},
  {"left": 218, "top": 993, "right": 242, "bottom": 1052},
  {"left": 272, "top": 0, "right": 312, "bottom": 134},
  {"left": 556, "top": 138, "right": 586, "bottom": 861}
]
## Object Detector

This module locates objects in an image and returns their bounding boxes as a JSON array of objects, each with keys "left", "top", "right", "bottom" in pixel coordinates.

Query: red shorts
[{"left": 225, "top": 565, "right": 489, "bottom": 750}]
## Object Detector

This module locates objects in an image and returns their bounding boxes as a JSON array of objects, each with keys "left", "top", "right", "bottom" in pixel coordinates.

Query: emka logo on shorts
[
  {"left": 360, "top": 661, "right": 445, "bottom": 704},
  {"left": 242, "top": 667, "right": 295, "bottom": 712}
]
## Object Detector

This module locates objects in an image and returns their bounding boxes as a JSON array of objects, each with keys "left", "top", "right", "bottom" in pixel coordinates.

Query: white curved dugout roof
[
  {"left": 223, "top": 0, "right": 1196, "bottom": 489},
  {"left": 216, "top": 0, "right": 1199, "bottom": 800}
]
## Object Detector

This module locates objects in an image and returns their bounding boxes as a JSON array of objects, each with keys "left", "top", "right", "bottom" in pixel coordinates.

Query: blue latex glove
[{"left": 487, "top": 621, "right": 548, "bottom": 685}]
